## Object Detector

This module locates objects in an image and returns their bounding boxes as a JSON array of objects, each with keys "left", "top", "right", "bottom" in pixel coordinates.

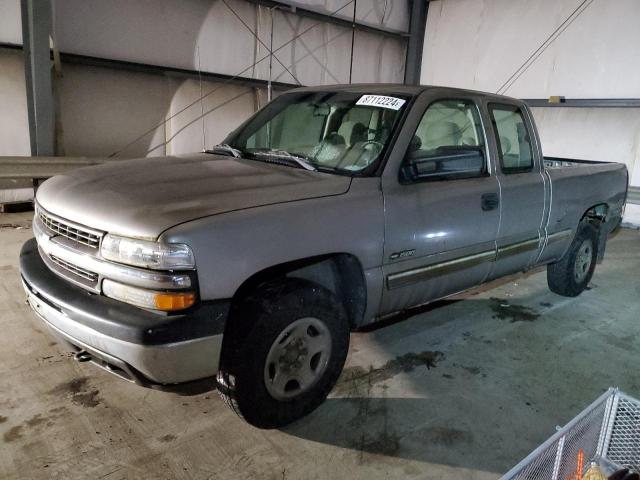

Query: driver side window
[
  {"left": 414, "top": 100, "right": 484, "bottom": 151},
  {"left": 402, "top": 99, "right": 486, "bottom": 183}
]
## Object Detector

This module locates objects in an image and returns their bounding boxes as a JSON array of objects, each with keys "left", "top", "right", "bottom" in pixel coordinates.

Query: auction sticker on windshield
[{"left": 356, "top": 95, "right": 406, "bottom": 110}]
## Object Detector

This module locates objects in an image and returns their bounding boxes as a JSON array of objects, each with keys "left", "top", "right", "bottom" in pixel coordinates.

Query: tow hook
[{"left": 74, "top": 351, "right": 92, "bottom": 362}]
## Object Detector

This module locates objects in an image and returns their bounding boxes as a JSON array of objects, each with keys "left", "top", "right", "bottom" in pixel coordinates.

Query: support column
[
  {"left": 20, "top": 0, "right": 54, "bottom": 156},
  {"left": 404, "top": 0, "right": 428, "bottom": 85}
]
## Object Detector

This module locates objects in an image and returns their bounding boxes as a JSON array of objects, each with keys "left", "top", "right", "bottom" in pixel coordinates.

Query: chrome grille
[
  {"left": 49, "top": 254, "right": 99, "bottom": 282},
  {"left": 38, "top": 209, "right": 101, "bottom": 248}
]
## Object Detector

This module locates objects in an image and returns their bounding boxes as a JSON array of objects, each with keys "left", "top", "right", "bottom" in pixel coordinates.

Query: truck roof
[{"left": 291, "top": 83, "right": 521, "bottom": 103}]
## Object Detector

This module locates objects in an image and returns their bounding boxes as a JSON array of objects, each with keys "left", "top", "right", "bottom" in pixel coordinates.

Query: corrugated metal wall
[{"left": 0, "top": 0, "right": 409, "bottom": 159}]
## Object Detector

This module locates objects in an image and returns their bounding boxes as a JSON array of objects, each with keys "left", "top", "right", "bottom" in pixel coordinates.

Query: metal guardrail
[
  {"left": 2, "top": 156, "right": 639, "bottom": 206},
  {"left": 627, "top": 186, "right": 640, "bottom": 205},
  {"left": 0, "top": 156, "right": 111, "bottom": 181}
]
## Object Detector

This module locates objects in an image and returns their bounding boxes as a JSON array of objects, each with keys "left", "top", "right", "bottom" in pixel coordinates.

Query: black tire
[
  {"left": 547, "top": 221, "right": 599, "bottom": 297},
  {"left": 215, "top": 278, "right": 350, "bottom": 429}
]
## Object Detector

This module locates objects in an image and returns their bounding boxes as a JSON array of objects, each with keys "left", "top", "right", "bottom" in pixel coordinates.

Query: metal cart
[{"left": 502, "top": 388, "right": 640, "bottom": 480}]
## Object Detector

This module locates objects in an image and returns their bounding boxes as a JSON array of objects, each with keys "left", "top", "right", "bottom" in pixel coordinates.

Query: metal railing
[{"left": 503, "top": 388, "right": 640, "bottom": 479}]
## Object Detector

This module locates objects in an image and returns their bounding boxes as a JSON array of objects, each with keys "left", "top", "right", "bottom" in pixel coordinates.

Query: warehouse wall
[
  {"left": 0, "top": 0, "right": 409, "bottom": 161},
  {"left": 0, "top": 49, "right": 31, "bottom": 202},
  {"left": 48, "top": 0, "right": 407, "bottom": 86},
  {"left": 0, "top": 48, "right": 259, "bottom": 158},
  {"left": 0, "top": 50, "right": 30, "bottom": 156},
  {"left": 422, "top": 0, "right": 640, "bottom": 225},
  {"left": 1, "top": 0, "right": 409, "bottom": 85}
]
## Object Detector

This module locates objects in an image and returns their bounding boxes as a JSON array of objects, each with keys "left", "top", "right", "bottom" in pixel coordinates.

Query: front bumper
[{"left": 20, "top": 238, "right": 228, "bottom": 386}]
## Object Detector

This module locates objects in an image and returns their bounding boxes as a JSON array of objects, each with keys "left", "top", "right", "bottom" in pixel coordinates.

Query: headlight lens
[
  {"left": 103, "top": 279, "right": 196, "bottom": 311},
  {"left": 101, "top": 234, "right": 195, "bottom": 270}
]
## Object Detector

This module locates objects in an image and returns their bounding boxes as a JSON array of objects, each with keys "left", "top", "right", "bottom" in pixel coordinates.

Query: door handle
[{"left": 481, "top": 193, "right": 499, "bottom": 211}]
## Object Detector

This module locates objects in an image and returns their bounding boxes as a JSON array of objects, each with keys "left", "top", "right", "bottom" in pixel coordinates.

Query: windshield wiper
[
  {"left": 206, "top": 144, "right": 243, "bottom": 158},
  {"left": 252, "top": 150, "right": 317, "bottom": 171}
]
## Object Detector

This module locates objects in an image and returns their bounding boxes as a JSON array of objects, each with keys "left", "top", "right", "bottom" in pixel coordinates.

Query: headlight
[
  {"left": 101, "top": 234, "right": 195, "bottom": 270},
  {"left": 103, "top": 279, "right": 196, "bottom": 311}
]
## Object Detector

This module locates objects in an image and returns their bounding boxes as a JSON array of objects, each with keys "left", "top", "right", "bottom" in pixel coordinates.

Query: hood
[{"left": 36, "top": 153, "right": 351, "bottom": 239}]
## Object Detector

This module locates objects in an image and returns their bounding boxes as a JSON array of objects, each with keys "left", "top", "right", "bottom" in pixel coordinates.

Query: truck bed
[
  {"left": 544, "top": 156, "right": 627, "bottom": 232},
  {"left": 544, "top": 156, "right": 614, "bottom": 168}
]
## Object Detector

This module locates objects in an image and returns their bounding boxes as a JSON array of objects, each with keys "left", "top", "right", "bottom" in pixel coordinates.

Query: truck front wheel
[
  {"left": 547, "top": 221, "right": 599, "bottom": 297},
  {"left": 216, "top": 278, "right": 350, "bottom": 428}
]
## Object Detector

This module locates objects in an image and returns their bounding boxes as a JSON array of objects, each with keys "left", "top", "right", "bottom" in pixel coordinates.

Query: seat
[
  {"left": 423, "top": 121, "right": 462, "bottom": 151},
  {"left": 349, "top": 122, "right": 368, "bottom": 146},
  {"left": 516, "top": 122, "right": 532, "bottom": 168}
]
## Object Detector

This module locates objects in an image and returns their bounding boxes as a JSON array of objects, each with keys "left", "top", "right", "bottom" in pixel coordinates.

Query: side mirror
[{"left": 402, "top": 146, "right": 485, "bottom": 182}]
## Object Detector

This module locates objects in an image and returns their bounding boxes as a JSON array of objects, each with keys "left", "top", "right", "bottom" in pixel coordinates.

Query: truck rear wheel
[
  {"left": 547, "top": 221, "right": 598, "bottom": 297},
  {"left": 216, "top": 278, "right": 349, "bottom": 429}
]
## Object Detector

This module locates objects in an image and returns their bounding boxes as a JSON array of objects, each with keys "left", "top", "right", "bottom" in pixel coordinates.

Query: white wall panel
[
  {"left": 531, "top": 108, "right": 640, "bottom": 182},
  {"left": 354, "top": 0, "right": 409, "bottom": 32},
  {"left": 0, "top": 0, "right": 408, "bottom": 168},
  {"left": 532, "top": 106, "right": 640, "bottom": 226},
  {"left": 289, "top": 0, "right": 410, "bottom": 32},
  {"left": 422, "top": 0, "right": 640, "bottom": 225},
  {"left": 164, "top": 79, "right": 257, "bottom": 156},
  {"left": 56, "top": 65, "right": 258, "bottom": 158},
  {"left": 532, "top": 107, "right": 640, "bottom": 201},
  {"left": 47, "top": 0, "right": 406, "bottom": 86},
  {"left": 422, "top": 0, "right": 640, "bottom": 98},
  {"left": 57, "top": 65, "right": 173, "bottom": 157},
  {"left": 351, "top": 30, "right": 405, "bottom": 84},
  {"left": 0, "top": 0, "right": 21, "bottom": 44},
  {"left": 0, "top": 50, "right": 30, "bottom": 156},
  {"left": 53, "top": 0, "right": 258, "bottom": 77},
  {"left": 0, "top": 56, "right": 257, "bottom": 158},
  {"left": 266, "top": 15, "right": 352, "bottom": 85}
]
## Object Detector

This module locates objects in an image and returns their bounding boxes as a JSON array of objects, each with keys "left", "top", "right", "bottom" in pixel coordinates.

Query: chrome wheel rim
[
  {"left": 574, "top": 239, "right": 593, "bottom": 283},
  {"left": 264, "top": 317, "right": 332, "bottom": 401}
]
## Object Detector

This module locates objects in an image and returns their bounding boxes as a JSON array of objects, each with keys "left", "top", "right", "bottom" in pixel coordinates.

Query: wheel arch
[
  {"left": 581, "top": 203, "right": 609, "bottom": 223},
  {"left": 230, "top": 253, "right": 367, "bottom": 330},
  {"left": 580, "top": 203, "right": 614, "bottom": 263}
]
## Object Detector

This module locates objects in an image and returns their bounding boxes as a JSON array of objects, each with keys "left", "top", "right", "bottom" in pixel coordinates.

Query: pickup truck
[{"left": 20, "top": 85, "right": 628, "bottom": 428}]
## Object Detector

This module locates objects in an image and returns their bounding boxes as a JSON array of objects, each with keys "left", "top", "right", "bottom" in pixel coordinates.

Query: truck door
[
  {"left": 485, "top": 102, "right": 546, "bottom": 279},
  {"left": 380, "top": 95, "right": 500, "bottom": 315}
]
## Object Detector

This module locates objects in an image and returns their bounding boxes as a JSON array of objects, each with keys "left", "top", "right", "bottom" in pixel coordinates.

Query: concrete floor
[{"left": 1, "top": 211, "right": 639, "bottom": 480}]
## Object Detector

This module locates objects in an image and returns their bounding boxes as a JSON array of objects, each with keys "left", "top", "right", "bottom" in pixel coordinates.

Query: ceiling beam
[
  {"left": 524, "top": 98, "right": 640, "bottom": 108},
  {"left": 1, "top": 43, "right": 299, "bottom": 91},
  {"left": 244, "top": 0, "right": 408, "bottom": 39}
]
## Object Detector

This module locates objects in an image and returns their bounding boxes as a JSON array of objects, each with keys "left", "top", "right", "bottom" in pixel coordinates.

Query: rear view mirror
[
  {"left": 402, "top": 146, "right": 485, "bottom": 182},
  {"left": 313, "top": 104, "right": 331, "bottom": 116}
]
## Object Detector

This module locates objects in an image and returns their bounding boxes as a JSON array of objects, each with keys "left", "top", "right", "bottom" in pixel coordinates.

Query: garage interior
[{"left": 1, "top": 0, "right": 640, "bottom": 479}]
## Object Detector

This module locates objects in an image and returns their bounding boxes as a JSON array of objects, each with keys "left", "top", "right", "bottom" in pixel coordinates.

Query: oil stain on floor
[
  {"left": 48, "top": 377, "right": 102, "bottom": 408},
  {"left": 334, "top": 350, "right": 444, "bottom": 396},
  {"left": 2, "top": 407, "right": 70, "bottom": 443},
  {"left": 489, "top": 297, "right": 540, "bottom": 322},
  {"left": 3, "top": 425, "right": 24, "bottom": 443}
]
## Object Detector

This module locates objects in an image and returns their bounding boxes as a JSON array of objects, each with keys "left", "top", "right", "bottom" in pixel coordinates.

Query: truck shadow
[
  {"left": 280, "top": 278, "right": 602, "bottom": 474},
  {"left": 283, "top": 396, "right": 506, "bottom": 474},
  {"left": 278, "top": 294, "right": 528, "bottom": 474}
]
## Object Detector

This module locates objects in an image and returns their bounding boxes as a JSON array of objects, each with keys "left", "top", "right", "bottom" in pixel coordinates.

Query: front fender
[{"left": 160, "top": 178, "right": 384, "bottom": 303}]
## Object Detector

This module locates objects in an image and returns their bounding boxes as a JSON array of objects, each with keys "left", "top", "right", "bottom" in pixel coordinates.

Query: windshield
[{"left": 225, "top": 91, "right": 409, "bottom": 174}]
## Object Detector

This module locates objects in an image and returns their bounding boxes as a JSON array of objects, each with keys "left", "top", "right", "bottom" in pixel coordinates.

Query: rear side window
[{"left": 489, "top": 104, "right": 534, "bottom": 173}]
